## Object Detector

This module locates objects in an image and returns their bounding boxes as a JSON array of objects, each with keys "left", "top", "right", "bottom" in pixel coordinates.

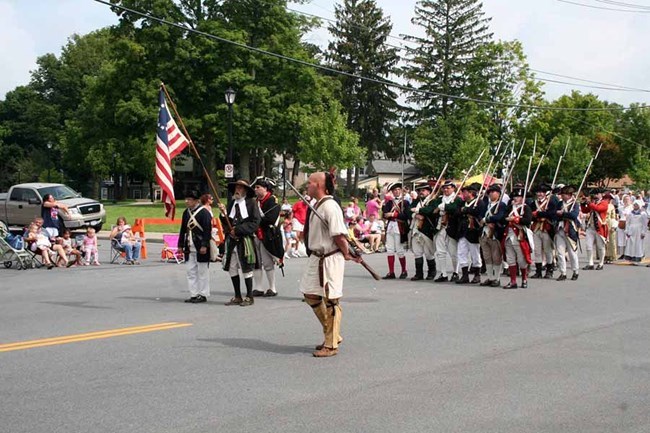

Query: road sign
[{"left": 224, "top": 164, "right": 234, "bottom": 178}]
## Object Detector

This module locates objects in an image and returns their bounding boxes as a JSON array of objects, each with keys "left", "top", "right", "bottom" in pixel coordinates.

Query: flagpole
[{"left": 160, "top": 82, "right": 232, "bottom": 230}]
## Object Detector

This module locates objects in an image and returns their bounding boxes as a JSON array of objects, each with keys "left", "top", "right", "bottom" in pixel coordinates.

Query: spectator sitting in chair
[
  {"left": 25, "top": 222, "right": 67, "bottom": 269},
  {"left": 59, "top": 229, "right": 83, "bottom": 267},
  {"left": 109, "top": 216, "right": 142, "bottom": 264}
]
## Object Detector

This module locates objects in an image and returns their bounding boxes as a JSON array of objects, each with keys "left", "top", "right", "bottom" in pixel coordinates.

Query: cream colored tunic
[{"left": 299, "top": 196, "right": 348, "bottom": 299}]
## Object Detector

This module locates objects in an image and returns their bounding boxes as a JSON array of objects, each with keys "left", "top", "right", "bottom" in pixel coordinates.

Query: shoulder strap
[{"left": 188, "top": 207, "right": 204, "bottom": 231}]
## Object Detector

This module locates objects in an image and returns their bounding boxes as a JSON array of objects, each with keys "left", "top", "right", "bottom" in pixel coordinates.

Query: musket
[
  {"left": 494, "top": 138, "right": 526, "bottom": 214},
  {"left": 551, "top": 137, "right": 570, "bottom": 190},
  {"left": 503, "top": 139, "right": 526, "bottom": 190},
  {"left": 411, "top": 163, "right": 449, "bottom": 232},
  {"left": 522, "top": 136, "right": 537, "bottom": 204},
  {"left": 575, "top": 141, "right": 604, "bottom": 202},
  {"left": 474, "top": 141, "right": 503, "bottom": 206},
  {"left": 455, "top": 147, "right": 487, "bottom": 195},
  {"left": 284, "top": 178, "right": 381, "bottom": 281},
  {"left": 528, "top": 135, "right": 553, "bottom": 193},
  {"left": 421, "top": 163, "right": 449, "bottom": 206}
]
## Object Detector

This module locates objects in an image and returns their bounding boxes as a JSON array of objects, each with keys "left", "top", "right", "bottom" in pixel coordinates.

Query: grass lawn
[
  {"left": 103, "top": 195, "right": 368, "bottom": 233},
  {"left": 103, "top": 202, "right": 180, "bottom": 233}
]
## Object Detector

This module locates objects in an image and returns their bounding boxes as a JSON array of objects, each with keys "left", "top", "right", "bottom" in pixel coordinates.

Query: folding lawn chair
[
  {"left": 161, "top": 234, "right": 184, "bottom": 264},
  {"left": 110, "top": 238, "right": 127, "bottom": 264}
]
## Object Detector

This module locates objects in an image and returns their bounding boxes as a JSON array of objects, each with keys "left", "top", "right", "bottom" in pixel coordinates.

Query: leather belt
[{"left": 312, "top": 249, "right": 341, "bottom": 287}]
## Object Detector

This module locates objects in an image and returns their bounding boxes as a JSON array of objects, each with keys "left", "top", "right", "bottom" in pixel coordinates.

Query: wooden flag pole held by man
[{"left": 160, "top": 82, "right": 233, "bottom": 231}]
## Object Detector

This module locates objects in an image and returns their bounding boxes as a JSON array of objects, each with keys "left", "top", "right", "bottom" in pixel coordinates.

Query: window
[
  {"left": 38, "top": 185, "right": 78, "bottom": 200},
  {"left": 10, "top": 188, "right": 38, "bottom": 202}
]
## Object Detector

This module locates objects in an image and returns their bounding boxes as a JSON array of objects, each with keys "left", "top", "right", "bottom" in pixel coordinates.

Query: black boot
[
  {"left": 470, "top": 266, "right": 481, "bottom": 284},
  {"left": 531, "top": 263, "right": 543, "bottom": 279},
  {"left": 456, "top": 267, "right": 470, "bottom": 284},
  {"left": 544, "top": 263, "right": 554, "bottom": 279},
  {"left": 425, "top": 260, "right": 436, "bottom": 280},
  {"left": 411, "top": 258, "right": 424, "bottom": 281}
]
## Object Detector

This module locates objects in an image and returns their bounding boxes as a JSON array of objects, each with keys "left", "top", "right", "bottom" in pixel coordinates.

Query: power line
[
  {"left": 92, "top": 0, "right": 649, "bottom": 112},
  {"left": 593, "top": 0, "right": 650, "bottom": 11},
  {"left": 537, "top": 77, "right": 648, "bottom": 92},
  {"left": 290, "top": 4, "right": 650, "bottom": 95},
  {"left": 286, "top": 7, "right": 415, "bottom": 51},
  {"left": 556, "top": 0, "right": 650, "bottom": 12},
  {"left": 531, "top": 69, "right": 650, "bottom": 92}
]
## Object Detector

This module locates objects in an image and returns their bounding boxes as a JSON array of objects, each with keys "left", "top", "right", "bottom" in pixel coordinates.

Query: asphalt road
[{"left": 1, "top": 241, "right": 649, "bottom": 433}]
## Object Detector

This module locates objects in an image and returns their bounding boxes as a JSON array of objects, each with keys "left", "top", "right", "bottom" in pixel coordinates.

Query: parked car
[{"left": 0, "top": 183, "right": 106, "bottom": 231}]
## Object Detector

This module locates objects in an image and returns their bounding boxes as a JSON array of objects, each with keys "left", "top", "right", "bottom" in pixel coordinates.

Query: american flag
[{"left": 156, "top": 88, "right": 189, "bottom": 219}]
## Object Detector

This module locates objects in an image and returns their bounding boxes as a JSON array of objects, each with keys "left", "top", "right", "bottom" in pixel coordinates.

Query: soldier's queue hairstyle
[{"left": 325, "top": 170, "right": 336, "bottom": 196}]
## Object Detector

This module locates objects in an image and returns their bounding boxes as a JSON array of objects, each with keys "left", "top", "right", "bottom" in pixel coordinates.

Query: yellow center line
[{"left": 0, "top": 322, "right": 193, "bottom": 353}]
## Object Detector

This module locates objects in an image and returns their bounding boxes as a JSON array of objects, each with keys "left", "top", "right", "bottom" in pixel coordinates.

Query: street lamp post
[
  {"left": 112, "top": 152, "right": 117, "bottom": 204},
  {"left": 224, "top": 87, "right": 236, "bottom": 174},
  {"left": 46, "top": 142, "right": 53, "bottom": 182},
  {"left": 224, "top": 88, "right": 236, "bottom": 201}
]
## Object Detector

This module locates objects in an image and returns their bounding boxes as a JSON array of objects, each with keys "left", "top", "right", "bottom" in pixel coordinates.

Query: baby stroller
[{"left": 0, "top": 221, "right": 37, "bottom": 270}]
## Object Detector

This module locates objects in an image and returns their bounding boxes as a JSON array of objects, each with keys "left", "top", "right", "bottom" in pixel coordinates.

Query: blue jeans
[{"left": 122, "top": 242, "right": 142, "bottom": 261}]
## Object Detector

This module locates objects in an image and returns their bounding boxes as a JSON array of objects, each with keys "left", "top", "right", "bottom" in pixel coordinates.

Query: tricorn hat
[
  {"left": 183, "top": 190, "right": 201, "bottom": 200},
  {"left": 462, "top": 182, "right": 480, "bottom": 193},
  {"left": 251, "top": 176, "right": 276, "bottom": 191},
  {"left": 510, "top": 188, "right": 525, "bottom": 198},
  {"left": 442, "top": 179, "right": 457, "bottom": 189},
  {"left": 560, "top": 185, "right": 576, "bottom": 195},
  {"left": 534, "top": 183, "right": 552, "bottom": 193},
  {"left": 589, "top": 187, "right": 606, "bottom": 195},
  {"left": 228, "top": 179, "right": 255, "bottom": 198},
  {"left": 415, "top": 182, "right": 432, "bottom": 191},
  {"left": 387, "top": 182, "right": 402, "bottom": 192},
  {"left": 487, "top": 184, "right": 502, "bottom": 194}
]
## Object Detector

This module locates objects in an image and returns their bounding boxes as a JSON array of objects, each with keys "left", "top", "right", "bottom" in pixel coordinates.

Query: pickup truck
[{"left": 0, "top": 183, "right": 106, "bottom": 231}]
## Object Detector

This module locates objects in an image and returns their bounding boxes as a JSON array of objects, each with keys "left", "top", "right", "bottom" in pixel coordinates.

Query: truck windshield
[{"left": 38, "top": 185, "right": 79, "bottom": 200}]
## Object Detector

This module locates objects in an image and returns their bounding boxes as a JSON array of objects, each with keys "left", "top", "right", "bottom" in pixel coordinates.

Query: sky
[{"left": 1, "top": 0, "right": 649, "bottom": 106}]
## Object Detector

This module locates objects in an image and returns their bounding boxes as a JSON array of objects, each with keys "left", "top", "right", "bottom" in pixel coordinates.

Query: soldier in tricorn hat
[
  {"left": 554, "top": 186, "right": 580, "bottom": 281},
  {"left": 455, "top": 183, "right": 486, "bottom": 284},
  {"left": 580, "top": 187, "right": 610, "bottom": 270},
  {"left": 408, "top": 182, "right": 437, "bottom": 281},
  {"left": 218, "top": 179, "right": 261, "bottom": 306},
  {"left": 250, "top": 176, "right": 283, "bottom": 298},
  {"left": 530, "top": 183, "right": 558, "bottom": 279},
  {"left": 382, "top": 182, "right": 409, "bottom": 279}
]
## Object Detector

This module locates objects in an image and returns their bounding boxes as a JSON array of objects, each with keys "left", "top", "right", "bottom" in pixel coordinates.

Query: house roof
[{"left": 370, "top": 160, "right": 420, "bottom": 175}]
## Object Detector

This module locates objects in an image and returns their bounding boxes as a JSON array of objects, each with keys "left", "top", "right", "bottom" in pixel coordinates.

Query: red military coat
[{"left": 581, "top": 199, "right": 609, "bottom": 241}]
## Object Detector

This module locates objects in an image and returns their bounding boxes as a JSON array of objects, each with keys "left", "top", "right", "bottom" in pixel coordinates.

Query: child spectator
[
  {"left": 25, "top": 222, "right": 66, "bottom": 269},
  {"left": 281, "top": 198, "right": 292, "bottom": 214},
  {"left": 119, "top": 225, "right": 141, "bottom": 265},
  {"left": 344, "top": 201, "right": 357, "bottom": 225},
  {"left": 83, "top": 227, "right": 100, "bottom": 265},
  {"left": 283, "top": 213, "right": 298, "bottom": 258},
  {"left": 366, "top": 213, "right": 385, "bottom": 252},
  {"left": 59, "top": 229, "right": 83, "bottom": 267}
]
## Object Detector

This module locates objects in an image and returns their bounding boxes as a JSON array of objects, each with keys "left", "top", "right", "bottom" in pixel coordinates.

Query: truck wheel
[{"left": 93, "top": 223, "right": 103, "bottom": 232}]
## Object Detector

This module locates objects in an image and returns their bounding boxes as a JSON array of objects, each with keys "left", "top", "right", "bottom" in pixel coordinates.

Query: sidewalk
[{"left": 98, "top": 231, "right": 165, "bottom": 244}]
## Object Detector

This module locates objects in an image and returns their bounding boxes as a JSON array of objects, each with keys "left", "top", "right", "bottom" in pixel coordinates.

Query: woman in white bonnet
[
  {"left": 617, "top": 194, "right": 633, "bottom": 260},
  {"left": 624, "top": 199, "right": 648, "bottom": 263}
]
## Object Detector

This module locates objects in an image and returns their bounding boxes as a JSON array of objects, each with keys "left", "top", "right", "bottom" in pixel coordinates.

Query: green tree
[
  {"left": 298, "top": 101, "right": 365, "bottom": 172},
  {"left": 465, "top": 40, "right": 544, "bottom": 145},
  {"left": 403, "top": 0, "right": 492, "bottom": 120},
  {"left": 327, "top": 0, "right": 400, "bottom": 193}
]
